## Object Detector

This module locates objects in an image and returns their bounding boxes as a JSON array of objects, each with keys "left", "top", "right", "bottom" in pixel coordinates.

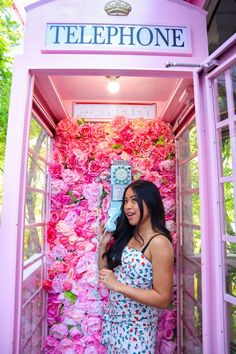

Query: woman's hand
[
  {"left": 99, "top": 269, "right": 119, "bottom": 291},
  {"left": 99, "top": 223, "right": 112, "bottom": 249}
]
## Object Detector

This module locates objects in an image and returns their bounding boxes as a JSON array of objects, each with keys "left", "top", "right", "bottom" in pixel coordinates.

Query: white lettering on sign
[
  {"left": 44, "top": 23, "right": 191, "bottom": 54},
  {"left": 73, "top": 103, "right": 157, "bottom": 120}
]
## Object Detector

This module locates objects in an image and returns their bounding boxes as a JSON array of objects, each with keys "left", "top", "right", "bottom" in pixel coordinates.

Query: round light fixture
[{"left": 107, "top": 77, "right": 120, "bottom": 94}]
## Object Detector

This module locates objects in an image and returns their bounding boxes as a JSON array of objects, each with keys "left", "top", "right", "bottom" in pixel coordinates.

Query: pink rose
[
  {"left": 51, "top": 180, "right": 67, "bottom": 195},
  {"left": 62, "top": 169, "right": 80, "bottom": 184},
  {"left": 68, "top": 234, "right": 79, "bottom": 245},
  {"left": 69, "top": 326, "right": 83, "bottom": 340},
  {"left": 63, "top": 281, "right": 73, "bottom": 291},
  {"left": 43, "top": 280, "right": 52, "bottom": 291},
  {"left": 159, "top": 160, "right": 175, "bottom": 171},
  {"left": 88, "top": 160, "right": 101, "bottom": 176},
  {"left": 51, "top": 261, "right": 68, "bottom": 273},
  {"left": 78, "top": 123, "right": 94, "bottom": 138},
  {"left": 78, "top": 199, "right": 89, "bottom": 209},
  {"left": 63, "top": 304, "right": 86, "bottom": 323},
  {"left": 49, "top": 163, "right": 62, "bottom": 179},
  {"left": 47, "top": 302, "right": 60, "bottom": 318},
  {"left": 166, "top": 220, "right": 176, "bottom": 233},
  {"left": 51, "top": 245, "right": 67, "bottom": 260},
  {"left": 163, "top": 198, "right": 175, "bottom": 213},
  {"left": 47, "top": 226, "right": 56, "bottom": 244},
  {"left": 75, "top": 253, "right": 96, "bottom": 275},
  {"left": 58, "top": 338, "right": 75, "bottom": 352},
  {"left": 44, "top": 334, "right": 59, "bottom": 348},
  {"left": 158, "top": 339, "right": 176, "bottom": 354},
  {"left": 164, "top": 328, "right": 174, "bottom": 340},
  {"left": 80, "top": 334, "right": 99, "bottom": 347},
  {"left": 56, "top": 220, "right": 74, "bottom": 236},
  {"left": 49, "top": 323, "right": 68, "bottom": 339},
  {"left": 59, "top": 235, "right": 70, "bottom": 247},
  {"left": 64, "top": 211, "right": 78, "bottom": 226},
  {"left": 50, "top": 211, "right": 60, "bottom": 224},
  {"left": 66, "top": 153, "right": 78, "bottom": 169},
  {"left": 81, "top": 316, "right": 102, "bottom": 335}
]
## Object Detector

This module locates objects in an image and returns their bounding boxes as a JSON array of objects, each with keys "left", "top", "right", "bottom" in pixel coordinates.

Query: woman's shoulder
[{"left": 150, "top": 234, "right": 173, "bottom": 253}]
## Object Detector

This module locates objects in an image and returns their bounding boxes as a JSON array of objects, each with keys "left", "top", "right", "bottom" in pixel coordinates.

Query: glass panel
[
  {"left": 223, "top": 182, "right": 235, "bottom": 236},
  {"left": 180, "top": 157, "right": 199, "bottom": 190},
  {"left": 179, "top": 124, "right": 197, "bottom": 161},
  {"left": 226, "top": 242, "right": 236, "bottom": 297},
  {"left": 183, "top": 291, "right": 202, "bottom": 353},
  {"left": 189, "top": 125, "right": 198, "bottom": 155},
  {"left": 24, "top": 227, "right": 43, "bottom": 261},
  {"left": 183, "top": 227, "right": 201, "bottom": 256},
  {"left": 183, "top": 328, "right": 202, "bottom": 354},
  {"left": 28, "top": 119, "right": 48, "bottom": 158},
  {"left": 216, "top": 73, "right": 228, "bottom": 121},
  {"left": 25, "top": 191, "right": 46, "bottom": 225},
  {"left": 20, "top": 290, "right": 43, "bottom": 350},
  {"left": 22, "top": 258, "right": 42, "bottom": 303},
  {"left": 182, "top": 193, "right": 200, "bottom": 226},
  {"left": 27, "top": 153, "right": 47, "bottom": 190},
  {"left": 227, "top": 303, "right": 236, "bottom": 354},
  {"left": 183, "top": 258, "right": 202, "bottom": 301},
  {"left": 219, "top": 126, "right": 232, "bottom": 176},
  {"left": 22, "top": 324, "right": 42, "bottom": 354},
  {"left": 231, "top": 65, "right": 236, "bottom": 115}
]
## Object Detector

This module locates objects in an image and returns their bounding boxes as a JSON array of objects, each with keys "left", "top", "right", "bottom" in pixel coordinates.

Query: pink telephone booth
[{"left": 0, "top": 0, "right": 235, "bottom": 353}]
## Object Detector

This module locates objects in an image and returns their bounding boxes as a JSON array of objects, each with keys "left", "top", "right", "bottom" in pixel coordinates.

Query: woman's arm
[
  {"left": 98, "top": 244, "right": 109, "bottom": 270},
  {"left": 99, "top": 235, "right": 174, "bottom": 308},
  {"left": 98, "top": 230, "right": 112, "bottom": 271}
]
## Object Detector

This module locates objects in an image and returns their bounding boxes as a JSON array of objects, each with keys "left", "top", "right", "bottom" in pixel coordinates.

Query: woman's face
[{"left": 124, "top": 187, "right": 150, "bottom": 226}]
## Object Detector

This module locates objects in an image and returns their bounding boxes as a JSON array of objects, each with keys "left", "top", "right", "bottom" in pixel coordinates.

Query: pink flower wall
[{"left": 44, "top": 116, "right": 177, "bottom": 353}]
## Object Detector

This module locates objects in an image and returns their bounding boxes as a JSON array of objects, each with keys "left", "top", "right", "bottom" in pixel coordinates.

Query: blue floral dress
[{"left": 102, "top": 246, "right": 158, "bottom": 354}]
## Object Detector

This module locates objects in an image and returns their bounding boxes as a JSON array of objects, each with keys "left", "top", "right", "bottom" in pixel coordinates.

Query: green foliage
[
  {"left": 64, "top": 291, "right": 77, "bottom": 304},
  {"left": 0, "top": 0, "right": 21, "bottom": 171},
  {"left": 155, "top": 135, "right": 165, "bottom": 146},
  {"left": 111, "top": 143, "right": 123, "bottom": 149}
]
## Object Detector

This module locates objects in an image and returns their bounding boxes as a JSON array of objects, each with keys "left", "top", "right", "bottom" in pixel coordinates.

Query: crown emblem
[{"left": 104, "top": 0, "right": 132, "bottom": 16}]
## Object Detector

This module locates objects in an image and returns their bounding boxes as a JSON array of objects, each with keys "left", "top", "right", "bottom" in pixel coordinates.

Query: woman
[{"left": 98, "top": 180, "right": 174, "bottom": 354}]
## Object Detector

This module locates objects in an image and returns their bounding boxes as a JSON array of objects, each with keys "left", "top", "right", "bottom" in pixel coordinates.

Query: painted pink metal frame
[
  {"left": 193, "top": 34, "right": 236, "bottom": 353},
  {"left": 0, "top": 0, "right": 234, "bottom": 353}
]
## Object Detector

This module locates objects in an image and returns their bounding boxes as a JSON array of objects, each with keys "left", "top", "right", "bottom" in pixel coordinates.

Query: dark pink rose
[
  {"left": 63, "top": 281, "right": 73, "bottom": 291},
  {"left": 47, "top": 302, "right": 60, "bottom": 318},
  {"left": 88, "top": 160, "right": 101, "bottom": 176},
  {"left": 78, "top": 123, "right": 94, "bottom": 139},
  {"left": 158, "top": 339, "right": 176, "bottom": 354},
  {"left": 49, "top": 163, "right": 62, "bottom": 178},
  {"left": 51, "top": 261, "right": 68, "bottom": 273},
  {"left": 47, "top": 226, "right": 56, "bottom": 244},
  {"left": 43, "top": 280, "right": 52, "bottom": 291},
  {"left": 44, "top": 334, "right": 59, "bottom": 348}
]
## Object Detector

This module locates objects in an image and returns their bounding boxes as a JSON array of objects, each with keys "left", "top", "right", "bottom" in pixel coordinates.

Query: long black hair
[{"left": 106, "top": 180, "right": 172, "bottom": 270}]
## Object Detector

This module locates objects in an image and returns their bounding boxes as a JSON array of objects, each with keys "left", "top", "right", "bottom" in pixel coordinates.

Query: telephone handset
[{"left": 104, "top": 161, "right": 131, "bottom": 233}]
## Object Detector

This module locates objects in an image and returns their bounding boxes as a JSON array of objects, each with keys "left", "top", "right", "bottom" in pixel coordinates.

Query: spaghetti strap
[{"left": 141, "top": 234, "right": 161, "bottom": 254}]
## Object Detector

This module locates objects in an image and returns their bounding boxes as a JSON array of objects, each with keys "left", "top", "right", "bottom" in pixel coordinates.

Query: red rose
[{"left": 43, "top": 279, "right": 52, "bottom": 291}]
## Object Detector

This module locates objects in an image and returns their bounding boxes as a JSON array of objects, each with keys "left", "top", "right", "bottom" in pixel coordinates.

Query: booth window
[
  {"left": 214, "top": 63, "right": 236, "bottom": 352},
  {"left": 21, "top": 117, "right": 50, "bottom": 353},
  {"left": 177, "top": 121, "right": 202, "bottom": 353}
]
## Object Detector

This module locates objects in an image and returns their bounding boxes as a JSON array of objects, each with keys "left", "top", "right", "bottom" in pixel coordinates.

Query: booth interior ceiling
[
  {"left": 33, "top": 73, "right": 194, "bottom": 125},
  {"left": 45, "top": 116, "right": 177, "bottom": 353}
]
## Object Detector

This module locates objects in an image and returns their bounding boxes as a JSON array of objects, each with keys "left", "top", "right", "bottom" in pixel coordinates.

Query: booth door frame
[
  {"left": 193, "top": 33, "right": 236, "bottom": 354},
  {"left": 2, "top": 45, "right": 235, "bottom": 352}
]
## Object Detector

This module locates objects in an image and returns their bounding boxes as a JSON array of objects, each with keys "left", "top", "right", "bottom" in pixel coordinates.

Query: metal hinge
[
  {"left": 202, "top": 59, "right": 219, "bottom": 73},
  {"left": 165, "top": 62, "right": 201, "bottom": 68},
  {"left": 165, "top": 59, "right": 219, "bottom": 73}
]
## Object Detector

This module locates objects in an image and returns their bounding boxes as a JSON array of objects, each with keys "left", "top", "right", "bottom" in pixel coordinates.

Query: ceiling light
[{"left": 107, "top": 76, "right": 120, "bottom": 94}]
